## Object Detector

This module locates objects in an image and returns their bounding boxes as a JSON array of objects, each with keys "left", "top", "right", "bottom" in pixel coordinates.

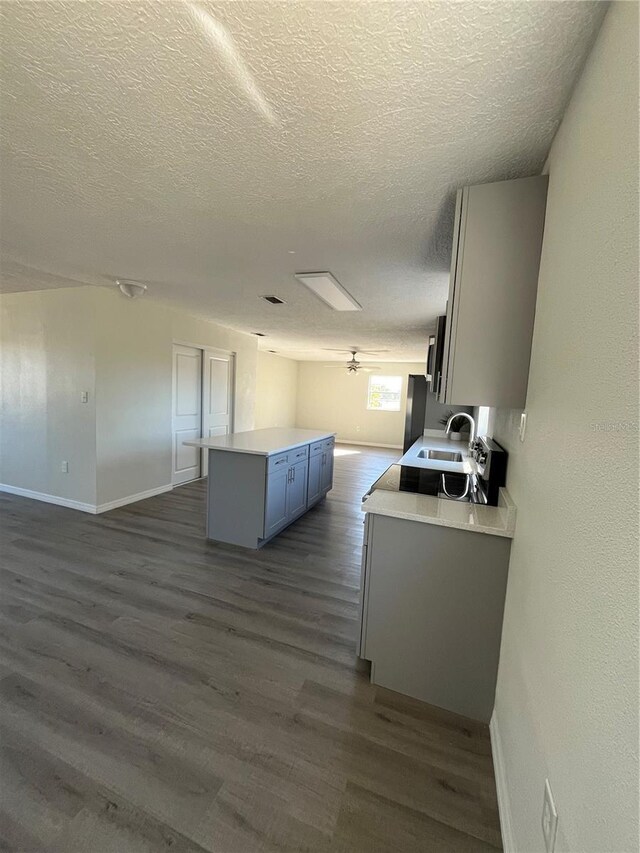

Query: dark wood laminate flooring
[{"left": 0, "top": 444, "right": 503, "bottom": 852}]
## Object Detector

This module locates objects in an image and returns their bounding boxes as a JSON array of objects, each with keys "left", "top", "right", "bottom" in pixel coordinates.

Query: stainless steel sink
[{"left": 418, "top": 449, "right": 463, "bottom": 462}]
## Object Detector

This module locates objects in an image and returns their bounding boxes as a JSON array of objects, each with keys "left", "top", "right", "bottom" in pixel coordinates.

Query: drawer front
[
  {"left": 310, "top": 441, "right": 324, "bottom": 457},
  {"left": 323, "top": 437, "right": 335, "bottom": 451},
  {"left": 291, "top": 445, "right": 309, "bottom": 462},
  {"left": 268, "top": 451, "right": 289, "bottom": 473}
]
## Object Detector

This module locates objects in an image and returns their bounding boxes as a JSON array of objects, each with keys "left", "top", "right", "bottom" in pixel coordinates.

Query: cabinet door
[
  {"left": 440, "top": 175, "right": 548, "bottom": 408},
  {"left": 265, "top": 466, "right": 288, "bottom": 536},
  {"left": 357, "top": 515, "right": 373, "bottom": 658},
  {"left": 321, "top": 445, "right": 334, "bottom": 493},
  {"left": 307, "top": 451, "right": 323, "bottom": 506},
  {"left": 287, "top": 459, "right": 308, "bottom": 520},
  {"left": 438, "top": 189, "right": 464, "bottom": 403}
]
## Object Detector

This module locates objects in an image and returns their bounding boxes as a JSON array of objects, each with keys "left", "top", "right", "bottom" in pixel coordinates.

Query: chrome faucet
[{"left": 445, "top": 411, "right": 476, "bottom": 445}]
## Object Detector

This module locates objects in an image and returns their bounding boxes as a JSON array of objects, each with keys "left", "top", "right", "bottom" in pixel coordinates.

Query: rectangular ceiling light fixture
[{"left": 294, "top": 272, "right": 362, "bottom": 311}]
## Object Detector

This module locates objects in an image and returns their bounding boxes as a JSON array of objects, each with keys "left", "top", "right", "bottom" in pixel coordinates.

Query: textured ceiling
[{"left": 0, "top": 1, "right": 606, "bottom": 360}]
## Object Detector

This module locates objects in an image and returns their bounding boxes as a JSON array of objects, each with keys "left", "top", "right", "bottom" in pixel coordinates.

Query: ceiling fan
[{"left": 322, "top": 348, "right": 388, "bottom": 374}]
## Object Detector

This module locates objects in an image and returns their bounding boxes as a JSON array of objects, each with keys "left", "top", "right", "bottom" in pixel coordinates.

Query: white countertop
[
  {"left": 183, "top": 427, "right": 335, "bottom": 457},
  {"left": 362, "top": 487, "right": 516, "bottom": 539}
]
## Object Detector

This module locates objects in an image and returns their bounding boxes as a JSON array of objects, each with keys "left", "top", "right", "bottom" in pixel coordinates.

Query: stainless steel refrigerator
[{"left": 403, "top": 374, "right": 428, "bottom": 453}]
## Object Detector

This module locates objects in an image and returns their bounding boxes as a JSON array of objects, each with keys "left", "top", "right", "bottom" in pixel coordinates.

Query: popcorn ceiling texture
[{"left": 0, "top": 1, "right": 606, "bottom": 359}]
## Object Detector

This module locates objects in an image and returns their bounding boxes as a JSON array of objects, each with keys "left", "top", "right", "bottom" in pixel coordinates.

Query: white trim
[
  {"left": 0, "top": 482, "right": 174, "bottom": 515},
  {"left": 0, "top": 484, "right": 97, "bottom": 514},
  {"left": 490, "top": 709, "right": 515, "bottom": 853},
  {"left": 95, "top": 484, "right": 173, "bottom": 513},
  {"left": 173, "top": 339, "right": 235, "bottom": 359},
  {"left": 335, "top": 440, "right": 402, "bottom": 450}
]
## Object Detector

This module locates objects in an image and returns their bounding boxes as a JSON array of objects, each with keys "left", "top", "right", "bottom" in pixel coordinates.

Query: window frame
[{"left": 366, "top": 374, "right": 403, "bottom": 412}]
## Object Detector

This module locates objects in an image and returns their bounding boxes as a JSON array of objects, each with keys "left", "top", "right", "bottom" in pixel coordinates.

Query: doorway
[{"left": 171, "top": 344, "right": 235, "bottom": 485}]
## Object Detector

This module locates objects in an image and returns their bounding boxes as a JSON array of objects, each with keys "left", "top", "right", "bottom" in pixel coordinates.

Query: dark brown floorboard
[{"left": 0, "top": 444, "right": 503, "bottom": 852}]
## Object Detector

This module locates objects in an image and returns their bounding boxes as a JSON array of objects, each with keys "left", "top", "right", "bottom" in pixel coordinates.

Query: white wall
[
  {"left": 254, "top": 351, "right": 299, "bottom": 429},
  {"left": 94, "top": 287, "right": 257, "bottom": 506},
  {"left": 296, "top": 361, "right": 425, "bottom": 447},
  {"left": 491, "top": 5, "right": 639, "bottom": 852},
  {"left": 0, "top": 287, "right": 97, "bottom": 506},
  {"left": 0, "top": 285, "right": 258, "bottom": 509}
]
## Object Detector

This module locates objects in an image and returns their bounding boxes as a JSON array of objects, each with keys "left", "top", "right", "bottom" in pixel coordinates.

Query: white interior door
[
  {"left": 201, "top": 350, "right": 234, "bottom": 477},
  {"left": 172, "top": 344, "right": 203, "bottom": 485}
]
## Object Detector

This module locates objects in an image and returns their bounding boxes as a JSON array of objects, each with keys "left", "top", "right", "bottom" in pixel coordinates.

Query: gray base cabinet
[
  {"left": 307, "top": 452, "right": 323, "bottom": 505},
  {"left": 359, "top": 513, "right": 511, "bottom": 722},
  {"left": 264, "top": 466, "right": 289, "bottom": 537},
  {"left": 206, "top": 437, "right": 334, "bottom": 549}
]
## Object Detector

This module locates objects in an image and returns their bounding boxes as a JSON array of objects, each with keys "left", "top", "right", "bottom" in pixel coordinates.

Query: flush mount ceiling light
[
  {"left": 116, "top": 279, "right": 147, "bottom": 299},
  {"left": 294, "top": 272, "right": 361, "bottom": 311}
]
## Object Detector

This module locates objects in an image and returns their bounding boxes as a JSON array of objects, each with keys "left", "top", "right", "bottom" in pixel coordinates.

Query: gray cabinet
[
  {"left": 205, "top": 436, "right": 334, "bottom": 549},
  {"left": 307, "top": 437, "right": 334, "bottom": 506},
  {"left": 265, "top": 466, "right": 289, "bottom": 537},
  {"left": 359, "top": 513, "right": 511, "bottom": 722},
  {"left": 306, "top": 451, "right": 323, "bottom": 505},
  {"left": 287, "top": 458, "right": 308, "bottom": 520},
  {"left": 320, "top": 438, "right": 335, "bottom": 494},
  {"left": 267, "top": 455, "right": 308, "bottom": 535},
  {"left": 439, "top": 174, "right": 548, "bottom": 408}
]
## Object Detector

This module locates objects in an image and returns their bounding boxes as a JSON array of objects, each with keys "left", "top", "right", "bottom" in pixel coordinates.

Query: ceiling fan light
[{"left": 116, "top": 279, "right": 147, "bottom": 299}]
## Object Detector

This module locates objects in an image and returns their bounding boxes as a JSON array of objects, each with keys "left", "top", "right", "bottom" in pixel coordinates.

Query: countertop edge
[
  {"left": 362, "top": 487, "right": 516, "bottom": 539},
  {"left": 184, "top": 431, "right": 336, "bottom": 457},
  {"left": 362, "top": 505, "right": 514, "bottom": 538}
]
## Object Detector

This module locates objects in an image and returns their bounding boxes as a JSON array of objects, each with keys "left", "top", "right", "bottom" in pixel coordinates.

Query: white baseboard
[
  {"left": 490, "top": 709, "right": 515, "bottom": 853},
  {"left": 0, "top": 482, "right": 174, "bottom": 515},
  {"left": 336, "top": 440, "right": 402, "bottom": 450},
  {"left": 0, "top": 484, "right": 96, "bottom": 514},
  {"left": 95, "top": 484, "right": 173, "bottom": 513}
]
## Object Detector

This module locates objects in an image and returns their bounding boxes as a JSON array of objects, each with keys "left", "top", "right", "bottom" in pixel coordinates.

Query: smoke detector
[{"left": 116, "top": 279, "right": 147, "bottom": 299}]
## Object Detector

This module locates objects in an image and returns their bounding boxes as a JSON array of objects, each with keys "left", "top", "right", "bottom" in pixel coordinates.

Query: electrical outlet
[
  {"left": 60, "top": 461, "right": 69, "bottom": 473},
  {"left": 519, "top": 412, "right": 527, "bottom": 442},
  {"left": 541, "top": 779, "right": 558, "bottom": 853}
]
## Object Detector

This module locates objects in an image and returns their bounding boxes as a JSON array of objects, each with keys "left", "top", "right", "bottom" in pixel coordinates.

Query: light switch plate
[
  {"left": 542, "top": 778, "right": 558, "bottom": 853},
  {"left": 60, "top": 461, "right": 69, "bottom": 473},
  {"left": 81, "top": 391, "right": 89, "bottom": 403},
  {"left": 519, "top": 412, "right": 527, "bottom": 442}
]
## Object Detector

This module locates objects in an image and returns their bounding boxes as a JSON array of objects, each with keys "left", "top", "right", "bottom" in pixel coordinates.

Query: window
[{"left": 367, "top": 375, "right": 402, "bottom": 411}]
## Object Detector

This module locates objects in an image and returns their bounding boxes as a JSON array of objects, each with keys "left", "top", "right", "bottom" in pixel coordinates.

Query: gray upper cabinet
[{"left": 439, "top": 175, "right": 548, "bottom": 408}]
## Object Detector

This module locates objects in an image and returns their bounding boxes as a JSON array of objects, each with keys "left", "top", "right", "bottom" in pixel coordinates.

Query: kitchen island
[{"left": 184, "top": 428, "right": 335, "bottom": 548}]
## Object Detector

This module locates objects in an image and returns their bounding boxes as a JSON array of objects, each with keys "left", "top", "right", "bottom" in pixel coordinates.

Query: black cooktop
[{"left": 368, "top": 464, "right": 474, "bottom": 502}]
